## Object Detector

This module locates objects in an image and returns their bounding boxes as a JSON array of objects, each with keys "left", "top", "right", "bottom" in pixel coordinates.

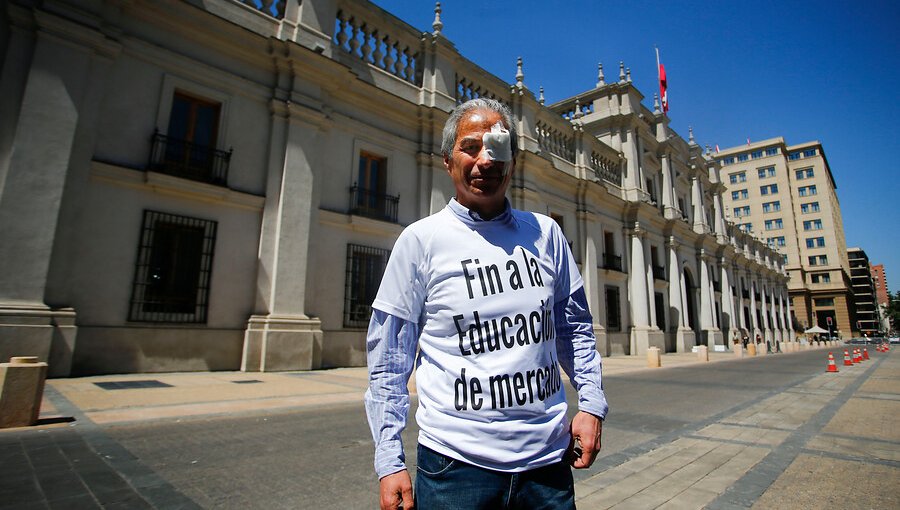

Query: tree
[{"left": 887, "top": 291, "right": 900, "bottom": 334}]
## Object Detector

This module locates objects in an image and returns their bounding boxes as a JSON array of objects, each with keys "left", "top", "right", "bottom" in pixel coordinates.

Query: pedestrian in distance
[{"left": 365, "top": 98, "right": 608, "bottom": 510}]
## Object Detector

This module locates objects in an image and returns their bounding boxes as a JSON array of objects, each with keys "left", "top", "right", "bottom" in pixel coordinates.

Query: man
[{"left": 365, "top": 98, "right": 608, "bottom": 509}]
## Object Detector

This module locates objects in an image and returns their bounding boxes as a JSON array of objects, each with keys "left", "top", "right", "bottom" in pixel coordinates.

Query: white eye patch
[{"left": 481, "top": 121, "right": 512, "bottom": 166}]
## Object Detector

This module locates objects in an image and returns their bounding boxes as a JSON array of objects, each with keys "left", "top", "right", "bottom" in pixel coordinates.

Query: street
[{"left": 1, "top": 349, "right": 898, "bottom": 509}]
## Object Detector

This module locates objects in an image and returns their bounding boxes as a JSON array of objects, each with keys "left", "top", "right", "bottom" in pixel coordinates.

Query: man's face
[{"left": 444, "top": 109, "right": 514, "bottom": 217}]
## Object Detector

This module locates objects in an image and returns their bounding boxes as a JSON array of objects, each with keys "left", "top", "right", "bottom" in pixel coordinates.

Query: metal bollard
[
  {"left": 647, "top": 347, "right": 661, "bottom": 368},
  {"left": 0, "top": 356, "right": 48, "bottom": 428}
]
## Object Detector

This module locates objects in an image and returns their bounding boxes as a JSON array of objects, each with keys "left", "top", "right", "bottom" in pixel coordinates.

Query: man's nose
[{"left": 475, "top": 147, "right": 497, "bottom": 168}]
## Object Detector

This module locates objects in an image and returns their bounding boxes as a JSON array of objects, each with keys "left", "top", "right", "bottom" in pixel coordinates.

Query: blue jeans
[{"left": 415, "top": 445, "right": 575, "bottom": 509}]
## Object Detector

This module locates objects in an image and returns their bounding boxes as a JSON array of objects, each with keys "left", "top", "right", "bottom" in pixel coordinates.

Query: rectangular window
[
  {"left": 605, "top": 286, "right": 621, "bottom": 331},
  {"left": 151, "top": 91, "right": 229, "bottom": 185},
  {"left": 788, "top": 152, "right": 801, "bottom": 160},
  {"left": 722, "top": 157, "right": 735, "bottom": 165},
  {"left": 760, "top": 184, "right": 778, "bottom": 195},
  {"left": 801, "top": 202, "right": 821, "bottom": 213},
  {"left": 811, "top": 273, "right": 831, "bottom": 283},
  {"left": 795, "top": 167, "right": 815, "bottom": 180},
  {"left": 129, "top": 210, "right": 217, "bottom": 323},
  {"left": 798, "top": 185, "right": 818, "bottom": 197},
  {"left": 815, "top": 298, "right": 835, "bottom": 307},
  {"left": 762, "top": 200, "right": 781, "bottom": 213},
  {"left": 757, "top": 166, "right": 775, "bottom": 179},
  {"left": 806, "top": 237, "right": 826, "bottom": 248},
  {"left": 766, "top": 236, "right": 786, "bottom": 247},
  {"left": 803, "top": 148, "right": 817, "bottom": 157},
  {"left": 344, "top": 244, "right": 390, "bottom": 327},
  {"left": 739, "top": 223, "right": 753, "bottom": 232},
  {"left": 737, "top": 154, "right": 749, "bottom": 162},
  {"left": 751, "top": 150, "right": 762, "bottom": 159},
  {"left": 729, "top": 172, "right": 746, "bottom": 184},
  {"left": 352, "top": 152, "right": 399, "bottom": 222},
  {"left": 808, "top": 255, "right": 828, "bottom": 266},
  {"left": 764, "top": 218, "right": 783, "bottom": 230},
  {"left": 803, "top": 219, "right": 823, "bottom": 230},
  {"left": 765, "top": 147, "right": 778, "bottom": 156},
  {"left": 733, "top": 189, "right": 748, "bottom": 200}
]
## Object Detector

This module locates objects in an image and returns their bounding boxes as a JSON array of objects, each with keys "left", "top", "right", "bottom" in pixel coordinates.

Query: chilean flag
[{"left": 656, "top": 48, "right": 668, "bottom": 114}]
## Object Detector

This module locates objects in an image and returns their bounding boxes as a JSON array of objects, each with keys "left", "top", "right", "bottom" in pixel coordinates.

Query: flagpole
[{"left": 655, "top": 46, "right": 660, "bottom": 83}]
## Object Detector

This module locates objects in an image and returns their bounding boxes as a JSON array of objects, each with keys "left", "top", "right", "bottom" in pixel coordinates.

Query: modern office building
[
  {"left": 871, "top": 264, "right": 890, "bottom": 307},
  {"left": 848, "top": 249, "right": 879, "bottom": 335},
  {"left": 1, "top": 0, "right": 792, "bottom": 376},
  {"left": 718, "top": 139, "right": 854, "bottom": 337}
]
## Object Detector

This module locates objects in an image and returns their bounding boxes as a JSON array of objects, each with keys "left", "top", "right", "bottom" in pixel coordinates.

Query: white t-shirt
[{"left": 372, "top": 200, "right": 583, "bottom": 472}]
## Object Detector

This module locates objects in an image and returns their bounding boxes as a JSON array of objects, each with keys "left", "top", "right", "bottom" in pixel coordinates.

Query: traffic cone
[
  {"left": 853, "top": 348, "right": 860, "bottom": 363},
  {"left": 863, "top": 348, "right": 870, "bottom": 360},
  {"left": 843, "top": 350, "right": 853, "bottom": 366},
  {"left": 826, "top": 352, "right": 839, "bottom": 373}
]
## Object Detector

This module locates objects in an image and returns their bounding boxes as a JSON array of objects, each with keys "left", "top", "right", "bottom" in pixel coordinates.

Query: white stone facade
[{"left": 0, "top": 0, "right": 791, "bottom": 376}]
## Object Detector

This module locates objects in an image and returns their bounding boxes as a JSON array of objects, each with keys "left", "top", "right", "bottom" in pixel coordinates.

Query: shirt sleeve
[
  {"left": 555, "top": 287, "right": 608, "bottom": 419},
  {"left": 364, "top": 309, "right": 420, "bottom": 479}
]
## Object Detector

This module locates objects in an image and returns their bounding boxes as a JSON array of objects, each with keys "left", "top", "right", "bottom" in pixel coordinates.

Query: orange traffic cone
[
  {"left": 826, "top": 352, "right": 839, "bottom": 373},
  {"left": 843, "top": 350, "right": 853, "bottom": 366},
  {"left": 863, "top": 348, "right": 870, "bottom": 360},
  {"left": 854, "top": 348, "right": 862, "bottom": 363}
]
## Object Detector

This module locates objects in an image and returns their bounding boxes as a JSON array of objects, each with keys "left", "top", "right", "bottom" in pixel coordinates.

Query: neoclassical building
[{"left": 0, "top": 0, "right": 792, "bottom": 376}]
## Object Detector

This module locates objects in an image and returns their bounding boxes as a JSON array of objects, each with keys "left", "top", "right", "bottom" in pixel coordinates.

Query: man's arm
[
  {"left": 555, "top": 287, "right": 608, "bottom": 468},
  {"left": 364, "top": 309, "right": 420, "bottom": 508}
]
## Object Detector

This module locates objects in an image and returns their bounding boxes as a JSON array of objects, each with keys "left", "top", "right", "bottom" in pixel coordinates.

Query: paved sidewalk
[
  {"left": 574, "top": 347, "right": 900, "bottom": 509},
  {"left": 6, "top": 342, "right": 886, "bottom": 510},
  {"left": 39, "top": 349, "right": 749, "bottom": 426}
]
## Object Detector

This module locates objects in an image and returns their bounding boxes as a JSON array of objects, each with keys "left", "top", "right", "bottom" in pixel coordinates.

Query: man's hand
[
  {"left": 570, "top": 411, "right": 603, "bottom": 469},
  {"left": 379, "top": 470, "right": 414, "bottom": 510}
]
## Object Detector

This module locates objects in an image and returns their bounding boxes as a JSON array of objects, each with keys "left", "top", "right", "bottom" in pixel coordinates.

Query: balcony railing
[
  {"left": 602, "top": 253, "right": 622, "bottom": 272},
  {"left": 653, "top": 265, "right": 666, "bottom": 280},
  {"left": 148, "top": 131, "right": 231, "bottom": 186},
  {"left": 349, "top": 185, "right": 399, "bottom": 223}
]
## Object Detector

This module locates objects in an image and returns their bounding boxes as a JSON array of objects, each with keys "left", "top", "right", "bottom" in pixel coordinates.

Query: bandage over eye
[{"left": 481, "top": 122, "right": 512, "bottom": 163}]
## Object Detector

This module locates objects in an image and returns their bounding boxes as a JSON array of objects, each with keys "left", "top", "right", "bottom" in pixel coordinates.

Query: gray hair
[{"left": 440, "top": 98, "right": 519, "bottom": 158}]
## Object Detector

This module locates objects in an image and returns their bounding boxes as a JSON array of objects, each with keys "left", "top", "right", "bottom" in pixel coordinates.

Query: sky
[{"left": 372, "top": 0, "right": 900, "bottom": 293}]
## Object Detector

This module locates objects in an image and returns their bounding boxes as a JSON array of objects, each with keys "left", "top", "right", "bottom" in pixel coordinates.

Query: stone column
[
  {"left": 699, "top": 252, "right": 722, "bottom": 346},
  {"left": 713, "top": 193, "right": 727, "bottom": 238},
  {"left": 661, "top": 154, "right": 677, "bottom": 218},
  {"left": 749, "top": 274, "right": 760, "bottom": 342},
  {"left": 582, "top": 233, "right": 608, "bottom": 356},
  {"left": 242, "top": 100, "right": 325, "bottom": 372},
  {"left": 721, "top": 259, "right": 736, "bottom": 344},
  {"left": 0, "top": 24, "right": 109, "bottom": 375},
  {"left": 760, "top": 280, "right": 771, "bottom": 352},
  {"left": 628, "top": 226, "right": 661, "bottom": 354},
  {"left": 629, "top": 229, "right": 650, "bottom": 328},
  {"left": 645, "top": 239, "right": 657, "bottom": 329},
  {"left": 667, "top": 238, "right": 691, "bottom": 352},
  {"left": 691, "top": 176, "right": 704, "bottom": 230}
]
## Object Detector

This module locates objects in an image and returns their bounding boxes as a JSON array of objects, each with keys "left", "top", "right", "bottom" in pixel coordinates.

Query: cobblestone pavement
[{"left": 1, "top": 345, "right": 897, "bottom": 509}]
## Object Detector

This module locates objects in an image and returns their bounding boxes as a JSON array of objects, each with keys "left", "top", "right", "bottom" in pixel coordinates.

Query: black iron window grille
[
  {"left": 128, "top": 210, "right": 217, "bottom": 323},
  {"left": 349, "top": 185, "right": 400, "bottom": 223},
  {"left": 344, "top": 244, "right": 390, "bottom": 328},
  {"left": 602, "top": 253, "right": 623, "bottom": 272},
  {"left": 148, "top": 130, "right": 231, "bottom": 186}
]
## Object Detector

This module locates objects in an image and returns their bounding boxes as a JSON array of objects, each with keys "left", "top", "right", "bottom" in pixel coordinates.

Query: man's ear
[{"left": 443, "top": 154, "right": 452, "bottom": 174}]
